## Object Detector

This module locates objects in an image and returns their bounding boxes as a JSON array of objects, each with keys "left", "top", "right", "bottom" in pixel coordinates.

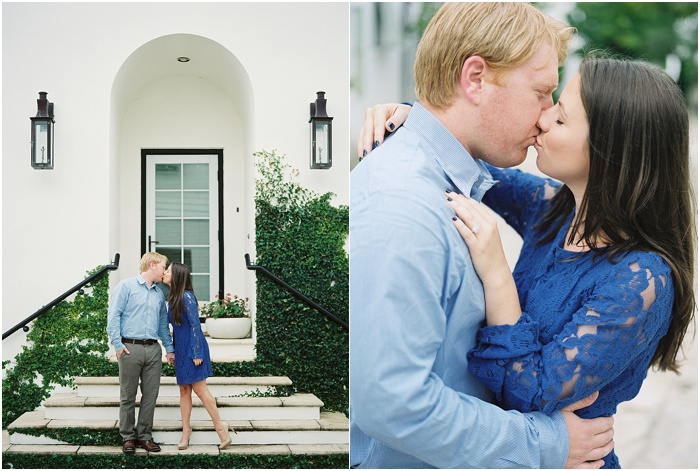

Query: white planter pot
[{"left": 205, "top": 317, "right": 252, "bottom": 339}]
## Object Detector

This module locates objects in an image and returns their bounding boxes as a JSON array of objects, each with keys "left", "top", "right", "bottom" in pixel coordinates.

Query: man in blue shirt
[
  {"left": 107, "top": 252, "right": 175, "bottom": 454},
  {"left": 350, "top": 3, "right": 614, "bottom": 468}
]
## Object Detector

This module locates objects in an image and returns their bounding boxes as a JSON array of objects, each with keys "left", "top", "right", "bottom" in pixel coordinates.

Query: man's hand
[
  {"left": 166, "top": 352, "right": 175, "bottom": 366},
  {"left": 116, "top": 346, "right": 130, "bottom": 359},
  {"left": 563, "top": 392, "right": 615, "bottom": 469}
]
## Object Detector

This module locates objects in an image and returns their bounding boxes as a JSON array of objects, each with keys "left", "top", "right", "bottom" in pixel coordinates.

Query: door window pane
[
  {"left": 158, "top": 247, "right": 182, "bottom": 265},
  {"left": 184, "top": 164, "right": 209, "bottom": 190},
  {"left": 192, "top": 275, "right": 210, "bottom": 302},
  {"left": 184, "top": 247, "right": 210, "bottom": 273},
  {"left": 155, "top": 164, "right": 181, "bottom": 190},
  {"left": 155, "top": 192, "right": 181, "bottom": 217},
  {"left": 156, "top": 220, "right": 182, "bottom": 245},
  {"left": 184, "top": 192, "right": 209, "bottom": 217},
  {"left": 184, "top": 219, "right": 209, "bottom": 245}
]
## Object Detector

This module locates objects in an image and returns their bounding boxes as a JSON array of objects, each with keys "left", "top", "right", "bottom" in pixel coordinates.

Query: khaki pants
[{"left": 117, "top": 342, "right": 162, "bottom": 442}]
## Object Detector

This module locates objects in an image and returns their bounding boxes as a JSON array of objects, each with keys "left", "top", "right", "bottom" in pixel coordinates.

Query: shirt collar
[
  {"left": 404, "top": 102, "right": 495, "bottom": 201},
  {"left": 136, "top": 273, "right": 156, "bottom": 290}
]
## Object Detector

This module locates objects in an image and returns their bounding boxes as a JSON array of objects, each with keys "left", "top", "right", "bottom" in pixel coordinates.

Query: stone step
[
  {"left": 39, "top": 392, "right": 324, "bottom": 421},
  {"left": 107, "top": 338, "right": 256, "bottom": 363},
  {"left": 7, "top": 410, "right": 349, "bottom": 447},
  {"left": 74, "top": 376, "right": 291, "bottom": 398}
]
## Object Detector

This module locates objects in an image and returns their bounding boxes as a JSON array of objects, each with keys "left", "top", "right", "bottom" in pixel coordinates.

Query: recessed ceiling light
[{"left": 177, "top": 57, "right": 190, "bottom": 63}]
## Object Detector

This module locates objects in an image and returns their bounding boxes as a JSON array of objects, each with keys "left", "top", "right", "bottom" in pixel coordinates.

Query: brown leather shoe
[
  {"left": 136, "top": 439, "right": 161, "bottom": 452},
  {"left": 122, "top": 440, "right": 136, "bottom": 454}
]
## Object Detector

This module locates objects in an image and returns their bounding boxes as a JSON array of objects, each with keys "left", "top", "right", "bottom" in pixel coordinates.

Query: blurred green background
[{"left": 546, "top": 2, "right": 697, "bottom": 102}]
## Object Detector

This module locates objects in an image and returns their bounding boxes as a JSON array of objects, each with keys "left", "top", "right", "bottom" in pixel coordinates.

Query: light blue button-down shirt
[
  {"left": 349, "top": 102, "right": 568, "bottom": 468},
  {"left": 106, "top": 274, "right": 174, "bottom": 354}
]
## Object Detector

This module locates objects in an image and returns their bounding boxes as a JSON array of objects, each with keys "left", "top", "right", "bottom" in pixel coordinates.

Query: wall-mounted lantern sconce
[
  {"left": 30, "top": 92, "right": 55, "bottom": 170},
  {"left": 309, "top": 91, "right": 333, "bottom": 169}
]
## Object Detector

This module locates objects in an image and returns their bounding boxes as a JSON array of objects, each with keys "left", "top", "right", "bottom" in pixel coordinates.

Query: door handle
[{"left": 148, "top": 235, "right": 160, "bottom": 252}]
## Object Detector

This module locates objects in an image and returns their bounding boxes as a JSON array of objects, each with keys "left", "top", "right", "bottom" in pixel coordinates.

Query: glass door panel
[{"left": 145, "top": 154, "right": 219, "bottom": 302}]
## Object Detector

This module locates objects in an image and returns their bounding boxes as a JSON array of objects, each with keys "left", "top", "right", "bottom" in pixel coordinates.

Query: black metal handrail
[
  {"left": 245, "top": 253, "right": 349, "bottom": 332},
  {"left": 2, "top": 253, "right": 121, "bottom": 340}
]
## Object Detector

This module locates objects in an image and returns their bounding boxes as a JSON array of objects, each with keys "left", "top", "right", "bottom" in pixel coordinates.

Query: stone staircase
[
  {"left": 4, "top": 375, "right": 348, "bottom": 457},
  {"left": 104, "top": 330, "right": 257, "bottom": 363}
]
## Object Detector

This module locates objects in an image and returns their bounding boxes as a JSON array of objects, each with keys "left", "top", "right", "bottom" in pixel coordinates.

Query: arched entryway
[{"left": 109, "top": 34, "right": 257, "bottom": 353}]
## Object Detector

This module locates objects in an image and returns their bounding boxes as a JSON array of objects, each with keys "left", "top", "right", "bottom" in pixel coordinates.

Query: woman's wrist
[{"left": 483, "top": 274, "right": 521, "bottom": 326}]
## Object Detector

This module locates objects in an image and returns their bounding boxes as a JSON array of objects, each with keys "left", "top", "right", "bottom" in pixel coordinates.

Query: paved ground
[{"left": 614, "top": 333, "right": 697, "bottom": 468}]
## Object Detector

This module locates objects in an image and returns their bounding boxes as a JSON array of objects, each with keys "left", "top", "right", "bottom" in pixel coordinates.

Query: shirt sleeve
[
  {"left": 158, "top": 291, "right": 174, "bottom": 353},
  {"left": 106, "top": 281, "right": 127, "bottom": 352},
  {"left": 351, "top": 174, "right": 568, "bottom": 468},
  {"left": 468, "top": 254, "right": 673, "bottom": 414},
  {"left": 482, "top": 164, "right": 561, "bottom": 238},
  {"left": 184, "top": 291, "right": 203, "bottom": 359}
]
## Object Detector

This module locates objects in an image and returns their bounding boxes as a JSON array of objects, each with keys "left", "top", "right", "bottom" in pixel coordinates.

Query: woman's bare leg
[
  {"left": 179, "top": 384, "right": 193, "bottom": 447},
  {"left": 192, "top": 379, "right": 231, "bottom": 447}
]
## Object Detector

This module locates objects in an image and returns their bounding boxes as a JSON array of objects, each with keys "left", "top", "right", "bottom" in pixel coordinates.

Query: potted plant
[{"left": 202, "top": 293, "right": 251, "bottom": 339}]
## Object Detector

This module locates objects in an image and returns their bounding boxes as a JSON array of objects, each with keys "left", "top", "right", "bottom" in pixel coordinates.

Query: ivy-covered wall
[{"left": 253, "top": 150, "right": 349, "bottom": 414}]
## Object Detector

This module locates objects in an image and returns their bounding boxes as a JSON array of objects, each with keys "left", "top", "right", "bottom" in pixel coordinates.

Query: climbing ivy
[
  {"left": 254, "top": 149, "right": 349, "bottom": 415},
  {"left": 2, "top": 268, "right": 116, "bottom": 428}
]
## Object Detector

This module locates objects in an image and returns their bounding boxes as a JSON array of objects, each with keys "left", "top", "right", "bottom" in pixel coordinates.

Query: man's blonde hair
[
  {"left": 139, "top": 252, "right": 168, "bottom": 273},
  {"left": 415, "top": 3, "right": 574, "bottom": 109}
]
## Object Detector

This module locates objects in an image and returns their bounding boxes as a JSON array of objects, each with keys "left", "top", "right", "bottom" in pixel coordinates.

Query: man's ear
[{"left": 459, "top": 56, "right": 489, "bottom": 105}]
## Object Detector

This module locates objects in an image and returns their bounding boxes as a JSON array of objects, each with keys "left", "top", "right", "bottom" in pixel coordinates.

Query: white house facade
[{"left": 2, "top": 2, "right": 350, "bottom": 363}]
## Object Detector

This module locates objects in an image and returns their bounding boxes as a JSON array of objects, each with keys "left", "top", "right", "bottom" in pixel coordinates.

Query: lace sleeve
[
  {"left": 468, "top": 255, "right": 673, "bottom": 414},
  {"left": 184, "top": 291, "right": 203, "bottom": 359},
  {"left": 482, "top": 165, "right": 560, "bottom": 237}
]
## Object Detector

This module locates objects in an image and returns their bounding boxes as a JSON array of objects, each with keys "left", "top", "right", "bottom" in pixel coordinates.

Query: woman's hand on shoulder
[
  {"left": 447, "top": 192, "right": 511, "bottom": 286},
  {"left": 357, "top": 103, "right": 412, "bottom": 159}
]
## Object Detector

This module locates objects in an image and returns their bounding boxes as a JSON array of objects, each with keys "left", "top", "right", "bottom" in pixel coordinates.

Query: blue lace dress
[
  {"left": 168, "top": 291, "right": 212, "bottom": 385},
  {"left": 467, "top": 165, "right": 674, "bottom": 469}
]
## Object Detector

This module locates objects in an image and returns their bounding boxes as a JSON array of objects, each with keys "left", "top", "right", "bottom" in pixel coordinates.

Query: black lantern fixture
[
  {"left": 309, "top": 91, "right": 333, "bottom": 169},
  {"left": 30, "top": 92, "right": 55, "bottom": 170}
]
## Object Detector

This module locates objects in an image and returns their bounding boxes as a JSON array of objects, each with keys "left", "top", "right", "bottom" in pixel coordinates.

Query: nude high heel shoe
[
  {"left": 178, "top": 428, "right": 191, "bottom": 450},
  {"left": 218, "top": 421, "right": 232, "bottom": 450}
]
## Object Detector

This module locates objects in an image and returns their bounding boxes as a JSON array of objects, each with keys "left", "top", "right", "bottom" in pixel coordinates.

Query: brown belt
[{"left": 122, "top": 338, "right": 157, "bottom": 346}]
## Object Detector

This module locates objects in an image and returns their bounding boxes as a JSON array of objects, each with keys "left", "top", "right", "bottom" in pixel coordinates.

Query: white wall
[
  {"left": 2, "top": 2, "right": 349, "bottom": 362},
  {"left": 350, "top": 3, "right": 424, "bottom": 168}
]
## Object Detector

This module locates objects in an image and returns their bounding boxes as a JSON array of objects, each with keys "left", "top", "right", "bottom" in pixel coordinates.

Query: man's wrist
[{"left": 526, "top": 410, "right": 569, "bottom": 469}]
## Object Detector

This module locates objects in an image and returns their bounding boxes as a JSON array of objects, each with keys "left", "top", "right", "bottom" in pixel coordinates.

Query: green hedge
[
  {"left": 1, "top": 453, "right": 348, "bottom": 469},
  {"left": 253, "top": 150, "right": 349, "bottom": 415}
]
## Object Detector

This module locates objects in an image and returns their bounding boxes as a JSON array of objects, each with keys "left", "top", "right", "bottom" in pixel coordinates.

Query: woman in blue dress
[
  {"left": 360, "top": 58, "right": 695, "bottom": 468},
  {"left": 163, "top": 262, "right": 232, "bottom": 450}
]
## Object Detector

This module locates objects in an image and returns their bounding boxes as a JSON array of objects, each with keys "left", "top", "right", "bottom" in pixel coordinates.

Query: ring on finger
[{"left": 471, "top": 223, "right": 481, "bottom": 234}]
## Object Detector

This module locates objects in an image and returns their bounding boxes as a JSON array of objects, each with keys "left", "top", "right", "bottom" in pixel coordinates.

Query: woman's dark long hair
[
  {"left": 536, "top": 57, "right": 696, "bottom": 373},
  {"left": 166, "top": 262, "right": 197, "bottom": 326}
]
